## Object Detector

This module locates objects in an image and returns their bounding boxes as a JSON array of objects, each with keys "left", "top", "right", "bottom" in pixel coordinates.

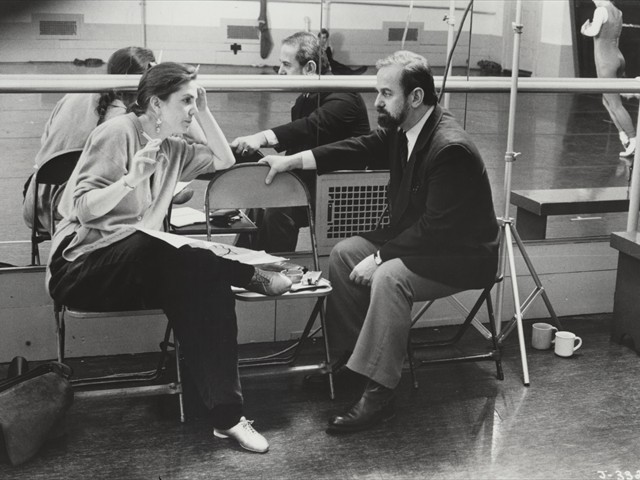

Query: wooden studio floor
[{"left": 1, "top": 314, "right": 639, "bottom": 480}]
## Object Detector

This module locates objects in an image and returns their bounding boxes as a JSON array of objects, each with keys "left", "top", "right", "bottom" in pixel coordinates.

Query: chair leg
[
  {"left": 318, "top": 300, "right": 335, "bottom": 400},
  {"left": 159, "top": 322, "right": 186, "bottom": 422},
  {"left": 54, "top": 304, "right": 65, "bottom": 363},
  {"left": 156, "top": 322, "right": 174, "bottom": 374},
  {"left": 173, "top": 336, "right": 186, "bottom": 423},
  {"left": 31, "top": 238, "right": 40, "bottom": 266},
  {"left": 407, "top": 337, "right": 419, "bottom": 389},
  {"left": 485, "top": 294, "right": 504, "bottom": 381}
]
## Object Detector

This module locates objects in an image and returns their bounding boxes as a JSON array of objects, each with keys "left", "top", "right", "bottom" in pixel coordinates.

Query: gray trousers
[{"left": 326, "top": 236, "right": 462, "bottom": 389}]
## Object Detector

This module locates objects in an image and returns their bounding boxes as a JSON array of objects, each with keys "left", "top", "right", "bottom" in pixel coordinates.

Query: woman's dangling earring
[{"left": 155, "top": 116, "right": 162, "bottom": 134}]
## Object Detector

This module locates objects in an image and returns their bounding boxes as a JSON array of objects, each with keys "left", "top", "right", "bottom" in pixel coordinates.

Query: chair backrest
[
  {"left": 35, "top": 150, "right": 82, "bottom": 186},
  {"left": 205, "top": 163, "right": 319, "bottom": 268},
  {"left": 30, "top": 150, "right": 83, "bottom": 264},
  {"left": 205, "top": 163, "right": 312, "bottom": 210}
]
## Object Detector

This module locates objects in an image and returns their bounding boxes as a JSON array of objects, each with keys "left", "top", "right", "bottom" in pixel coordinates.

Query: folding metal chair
[
  {"left": 406, "top": 277, "right": 505, "bottom": 389},
  {"left": 167, "top": 150, "right": 264, "bottom": 237},
  {"left": 54, "top": 303, "right": 185, "bottom": 422},
  {"left": 30, "top": 150, "right": 82, "bottom": 266},
  {"left": 205, "top": 163, "right": 335, "bottom": 399},
  {"left": 340, "top": 180, "right": 504, "bottom": 389}
]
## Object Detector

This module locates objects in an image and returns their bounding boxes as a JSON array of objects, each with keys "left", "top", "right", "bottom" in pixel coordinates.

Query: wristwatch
[{"left": 373, "top": 250, "right": 383, "bottom": 266}]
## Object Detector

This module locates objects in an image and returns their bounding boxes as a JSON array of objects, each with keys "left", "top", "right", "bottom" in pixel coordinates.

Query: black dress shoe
[
  {"left": 303, "top": 364, "right": 365, "bottom": 390},
  {"left": 326, "top": 381, "right": 395, "bottom": 433}
]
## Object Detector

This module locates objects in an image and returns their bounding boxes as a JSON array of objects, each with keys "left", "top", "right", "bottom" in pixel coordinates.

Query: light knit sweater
[
  {"left": 46, "top": 112, "right": 218, "bottom": 288},
  {"left": 23, "top": 93, "right": 126, "bottom": 231},
  {"left": 36, "top": 93, "right": 125, "bottom": 168}
]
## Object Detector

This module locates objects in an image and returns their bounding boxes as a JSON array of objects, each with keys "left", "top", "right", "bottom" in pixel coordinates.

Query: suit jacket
[
  {"left": 271, "top": 91, "right": 370, "bottom": 156},
  {"left": 271, "top": 91, "right": 370, "bottom": 197},
  {"left": 312, "top": 105, "right": 499, "bottom": 289}
]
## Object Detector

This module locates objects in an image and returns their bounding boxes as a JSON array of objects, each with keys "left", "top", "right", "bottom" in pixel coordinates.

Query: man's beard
[{"left": 377, "top": 105, "right": 408, "bottom": 129}]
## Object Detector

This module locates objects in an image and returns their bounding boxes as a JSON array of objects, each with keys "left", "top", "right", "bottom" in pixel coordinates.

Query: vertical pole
[
  {"left": 141, "top": 0, "right": 147, "bottom": 48},
  {"left": 322, "top": 0, "right": 331, "bottom": 31},
  {"left": 443, "top": 0, "right": 456, "bottom": 109},
  {"left": 401, "top": 0, "right": 415, "bottom": 49},
  {"left": 502, "top": 0, "right": 523, "bottom": 224},
  {"left": 495, "top": 0, "right": 523, "bottom": 331},
  {"left": 626, "top": 106, "right": 640, "bottom": 232}
]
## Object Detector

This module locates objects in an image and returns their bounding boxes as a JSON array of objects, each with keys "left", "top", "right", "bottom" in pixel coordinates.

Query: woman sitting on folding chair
[{"left": 46, "top": 62, "right": 291, "bottom": 453}]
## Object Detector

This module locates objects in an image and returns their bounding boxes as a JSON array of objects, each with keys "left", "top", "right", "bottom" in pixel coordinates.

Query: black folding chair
[
  {"left": 205, "top": 163, "right": 335, "bottom": 399},
  {"left": 167, "top": 150, "right": 264, "bottom": 236},
  {"left": 53, "top": 303, "right": 185, "bottom": 422},
  {"left": 369, "top": 200, "right": 503, "bottom": 388},
  {"left": 406, "top": 277, "right": 505, "bottom": 389},
  {"left": 30, "top": 150, "right": 82, "bottom": 265}
]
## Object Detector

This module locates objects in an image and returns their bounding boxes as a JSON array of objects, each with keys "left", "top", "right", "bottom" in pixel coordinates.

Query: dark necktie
[{"left": 398, "top": 130, "right": 408, "bottom": 166}]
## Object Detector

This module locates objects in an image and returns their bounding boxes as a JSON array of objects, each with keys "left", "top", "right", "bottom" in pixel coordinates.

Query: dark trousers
[
  {"left": 237, "top": 206, "right": 308, "bottom": 253},
  {"left": 49, "top": 232, "right": 255, "bottom": 429}
]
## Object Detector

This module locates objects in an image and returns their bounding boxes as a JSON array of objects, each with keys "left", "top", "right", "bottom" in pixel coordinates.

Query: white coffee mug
[
  {"left": 531, "top": 322, "right": 558, "bottom": 350},
  {"left": 554, "top": 331, "right": 582, "bottom": 357}
]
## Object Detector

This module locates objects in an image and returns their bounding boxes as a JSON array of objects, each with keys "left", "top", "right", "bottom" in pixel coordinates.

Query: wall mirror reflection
[{"left": 0, "top": 0, "right": 637, "bottom": 266}]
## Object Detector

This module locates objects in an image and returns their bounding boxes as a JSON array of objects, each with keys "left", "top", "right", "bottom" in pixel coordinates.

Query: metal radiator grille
[
  {"left": 326, "top": 184, "right": 389, "bottom": 239},
  {"left": 315, "top": 171, "right": 390, "bottom": 255}
]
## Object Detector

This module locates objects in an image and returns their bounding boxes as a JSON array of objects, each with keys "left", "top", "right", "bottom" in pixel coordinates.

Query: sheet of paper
[
  {"left": 170, "top": 207, "right": 206, "bottom": 227},
  {"left": 136, "top": 228, "right": 287, "bottom": 265},
  {"left": 173, "top": 181, "right": 191, "bottom": 196},
  {"left": 290, "top": 278, "right": 331, "bottom": 293}
]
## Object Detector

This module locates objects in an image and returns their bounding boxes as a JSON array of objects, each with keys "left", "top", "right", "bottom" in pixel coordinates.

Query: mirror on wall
[
  {"left": 572, "top": 0, "right": 640, "bottom": 78},
  {"left": 1, "top": 0, "right": 329, "bottom": 265},
  {"left": 1, "top": 1, "right": 635, "bottom": 266}
]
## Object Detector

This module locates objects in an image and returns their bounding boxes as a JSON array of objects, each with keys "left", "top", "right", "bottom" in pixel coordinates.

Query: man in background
[
  {"left": 318, "top": 28, "right": 368, "bottom": 75},
  {"left": 231, "top": 31, "right": 370, "bottom": 252}
]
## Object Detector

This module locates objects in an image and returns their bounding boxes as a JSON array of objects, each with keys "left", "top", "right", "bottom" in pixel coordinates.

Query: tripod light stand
[{"left": 493, "top": 0, "right": 562, "bottom": 386}]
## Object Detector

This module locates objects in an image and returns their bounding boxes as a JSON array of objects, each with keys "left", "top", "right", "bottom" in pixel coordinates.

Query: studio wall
[{"left": 0, "top": 0, "right": 572, "bottom": 75}]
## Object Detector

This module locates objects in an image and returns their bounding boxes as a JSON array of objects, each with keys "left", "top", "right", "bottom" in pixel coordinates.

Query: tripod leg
[
  {"left": 504, "top": 224, "right": 530, "bottom": 386},
  {"left": 510, "top": 226, "right": 563, "bottom": 331},
  {"left": 495, "top": 221, "right": 508, "bottom": 334}
]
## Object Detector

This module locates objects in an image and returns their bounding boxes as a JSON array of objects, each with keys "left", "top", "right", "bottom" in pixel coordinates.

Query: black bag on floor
[{"left": 0, "top": 361, "right": 73, "bottom": 466}]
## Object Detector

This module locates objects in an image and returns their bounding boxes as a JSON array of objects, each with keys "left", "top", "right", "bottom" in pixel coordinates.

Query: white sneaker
[
  {"left": 214, "top": 417, "right": 269, "bottom": 453},
  {"left": 620, "top": 137, "right": 636, "bottom": 158},
  {"left": 620, "top": 131, "right": 630, "bottom": 146},
  {"left": 246, "top": 269, "right": 292, "bottom": 296}
]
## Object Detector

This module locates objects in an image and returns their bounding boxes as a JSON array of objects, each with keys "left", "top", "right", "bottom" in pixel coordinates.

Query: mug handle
[
  {"left": 550, "top": 327, "right": 558, "bottom": 344},
  {"left": 573, "top": 336, "right": 583, "bottom": 352}
]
